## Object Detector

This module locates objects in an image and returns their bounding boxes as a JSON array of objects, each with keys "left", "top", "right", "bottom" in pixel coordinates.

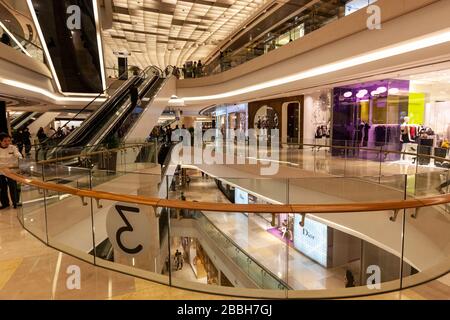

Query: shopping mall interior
[{"left": 0, "top": 0, "right": 448, "bottom": 303}]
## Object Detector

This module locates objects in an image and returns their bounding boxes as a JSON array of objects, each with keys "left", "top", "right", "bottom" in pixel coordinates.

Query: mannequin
[
  {"left": 400, "top": 116, "right": 412, "bottom": 143},
  {"left": 400, "top": 116, "right": 417, "bottom": 162}
]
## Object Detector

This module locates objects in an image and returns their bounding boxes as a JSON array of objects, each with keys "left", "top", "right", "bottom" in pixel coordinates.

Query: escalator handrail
[
  {"left": 123, "top": 65, "right": 175, "bottom": 142},
  {"left": 83, "top": 68, "right": 161, "bottom": 150},
  {"left": 42, "top": 66, "right": 161, "bottom": 144},
  {"left": 40, "top": 70, "right": 129, "bottom": 144},
  {"left": 10, "top": 112, "right": 33, "bottom": 128},
  {"left": 114, "top": 77, "right": 163, "bottom": 140},
  {"left": 13, "top": 112, "right": 42, "bottom": 131}
]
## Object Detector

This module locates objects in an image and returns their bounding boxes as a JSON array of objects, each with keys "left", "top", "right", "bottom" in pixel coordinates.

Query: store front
[
  {"left": 332, "top": 79, "right": 410, "bottom": 161},
  {"left": 303, "top": 90, "right": 332, "bottom": 145},
  {"left": 331, "top": 68, "right": 450, "bottom": 167},
  {"left": 248, "top": 96, "right": 304, "bottom": 145},
  {"left": 211, "top": 103, "right": 248, "bottom": 138}
]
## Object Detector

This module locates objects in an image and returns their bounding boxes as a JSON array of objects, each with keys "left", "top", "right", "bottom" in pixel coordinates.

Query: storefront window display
[
  {"left": 212, "top": 103, "right": 248, "bottom": 138},
  {"left": 254, "top": 105, "right": 280, "bottom": 138},
  {"left": 402, "top": 69, "right": 450, "bottom": 167},
  {"left": 304, "top": 90, "right": 332, "bottom": 144},
  {"left": 332, "top": 68, "right": 450, "bottom": 167},
  {"left": 249, "top": 96, "right": 304, "bottom": 144},
  {"left": 332, "top": 79, "right": 411, "bottom": 161}
]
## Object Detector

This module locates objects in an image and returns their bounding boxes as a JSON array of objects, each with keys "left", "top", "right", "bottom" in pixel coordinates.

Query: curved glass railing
[
  {"left": 193, "top": 0, "right": 371, "bottom": 78},
  {"left": 0, "top": 19, "right": 45, "bottom": 62},
  {"left": 2, "top": 141, "right": 448, "bottom": 299}
]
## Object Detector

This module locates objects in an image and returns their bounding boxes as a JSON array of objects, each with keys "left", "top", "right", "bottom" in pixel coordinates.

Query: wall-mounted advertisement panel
[{"left": 293, "top": 215, "right": 329, "bottom": 267}]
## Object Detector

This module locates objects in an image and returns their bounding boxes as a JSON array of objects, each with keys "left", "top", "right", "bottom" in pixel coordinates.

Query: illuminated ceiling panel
[{"left": 102, "top": 0, "right": 266, "bottom": 70}]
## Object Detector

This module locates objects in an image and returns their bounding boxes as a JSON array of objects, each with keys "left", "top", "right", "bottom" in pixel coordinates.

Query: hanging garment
[
  {"left": 375, "top": 126, "right": 386, "bottom": 146},
  {"left": 410, "top": 126, "right": 417, "bottom": 141},
  {"left": 363, "top": 123, "right": 371, "bottom": 147}
]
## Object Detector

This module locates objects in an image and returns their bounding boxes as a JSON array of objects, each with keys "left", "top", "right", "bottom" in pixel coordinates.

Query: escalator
[
  {"left": 10, "top": 113, "right": 31, "bottom": 128},
  {"left": 86, "top": 74, "right": 168, "bottom": 151},
  {"left": 11, "top": 112, "right": 43, "bottom": 131},
  {"left": 45, "top": 66, "right": 174, "bottom": 164}
]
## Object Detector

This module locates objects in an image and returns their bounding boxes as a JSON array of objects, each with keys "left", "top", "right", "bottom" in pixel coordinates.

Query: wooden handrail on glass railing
[{"left": 1, "top": 166, "right": 450, "bottom": 214}]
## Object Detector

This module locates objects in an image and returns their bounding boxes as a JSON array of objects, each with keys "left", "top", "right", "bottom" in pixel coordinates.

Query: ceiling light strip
[
  {"left": 0, "top": 21, "right": 32, "bottom": 57},
  {"left": 183, "top": 29, "right": 450, "bottom": 102},
  {"left": 0, "top": 77, "right": 106, "bottom": 104},
  {"left": 93, "top": 0, "right": 107, "bottom": 91}
]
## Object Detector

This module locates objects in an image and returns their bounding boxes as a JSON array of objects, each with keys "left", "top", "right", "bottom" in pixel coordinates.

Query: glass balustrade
[
  {"left": 6, "top": 140, "right": 449, "bottom": 299},
  {"left": 0, "top": 19, "right": 45, "bottom": 62},
  {"left": 186, "top": 0, "right": 377, "bottom": 78}
]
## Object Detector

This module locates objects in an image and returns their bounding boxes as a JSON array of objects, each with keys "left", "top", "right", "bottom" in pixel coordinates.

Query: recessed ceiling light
[{"left": 389, "top": 88, "right": 400, "bottom": 95}]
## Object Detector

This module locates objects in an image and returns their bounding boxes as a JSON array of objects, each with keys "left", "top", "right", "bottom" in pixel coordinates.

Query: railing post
[
  {"left": 379, "top": 145, "right": 383, "bottom": 184},
  {"left": 415, "top": 146, "right": 419, "bottom": 175},
  {"left": 313, "top": 142, "right": 317, "bottom": 173},
  {"left": 42, "top": 162, "right": 49, "bottom": 244},
  {"left": 344, "top": 140, "right": 348, "bottom": 177},
  {"left": 88, "top": 169, "right": 97, "bottom": 265},
  {"left": 166, "top": 206, "right": 173, "bottom": 287},
  {"left": 399, "top": 174, "right": 408, "bottom": 291}
]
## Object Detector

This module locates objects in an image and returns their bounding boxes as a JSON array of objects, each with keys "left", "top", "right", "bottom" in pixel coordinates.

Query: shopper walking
[
  {"left": 166, "top": 126, "right": 173, "bottom": 143},
  {"left": 182, "top": 64, "right": 187, "bottom": 79},
  {"left": 12, "top": 129, "right": 24, "bottom": 156},
  {"left": 0, "top": 133, "right": 23, "bottom": 209},
  {"left": 196, "top": 60, "right": 203, "bottom": 77},
  {"left": 37, "top": 127, "right": 47, "bottom": 144},
  {"left": 174, "top": 250, "right": 183, "bottom": 271},
  {"left": 345, "top": 270, "right": 355, "bottom": 288},
  {"left": 22, "top": 128, "right": 32, "bottom": 156}
]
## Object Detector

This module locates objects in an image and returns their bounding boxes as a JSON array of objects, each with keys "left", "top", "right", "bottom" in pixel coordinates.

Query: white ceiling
[
  {"left": 408, "top": 69, "right": 450, "bottom": 102},
  {"left": 102, "top": 0, "right": 266, "bottom": 70}
]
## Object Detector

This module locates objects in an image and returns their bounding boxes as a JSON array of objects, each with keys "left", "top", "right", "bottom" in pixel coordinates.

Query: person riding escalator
[{"left": 129, "top": 84, "right": 139, "bottom": 108}]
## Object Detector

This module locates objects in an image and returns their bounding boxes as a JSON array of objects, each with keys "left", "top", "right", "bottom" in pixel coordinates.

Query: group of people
[
  {"left": 36, "top": 126, "right": 76, "bottom": 144},
  {"left": 182, "top": 60, "right": 203, "bottom": 78},
  {"left": 152, "top": 124, "right": 188, "bottom": 144},
  {"left": 12, "top": 128, "right": 32, "bottom": 156}
]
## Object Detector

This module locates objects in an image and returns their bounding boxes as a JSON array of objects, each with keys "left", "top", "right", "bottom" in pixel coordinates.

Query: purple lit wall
[{"left": 332, "top": 79, "right": 410, "bottom": 160}]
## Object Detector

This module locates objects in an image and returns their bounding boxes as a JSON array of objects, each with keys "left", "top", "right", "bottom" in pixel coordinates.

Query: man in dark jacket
[
  {"left": 158, "top": 143, "right": 172, "bottom": 169},
  {"left": 129, "top": 84, "right": 139, "bottom": 108},
  {"left": 22, "top": 128, "right": 32, "bottom": 156}
]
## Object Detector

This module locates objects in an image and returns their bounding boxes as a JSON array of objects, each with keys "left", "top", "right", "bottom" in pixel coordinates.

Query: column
[{"left": 0, "top": 101, "right": 8, "bottom": 134}]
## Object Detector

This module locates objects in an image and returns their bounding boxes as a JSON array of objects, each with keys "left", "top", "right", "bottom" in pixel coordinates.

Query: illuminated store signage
[{"left": 293, "top": 215, "right": 329, "bottom": 267}]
